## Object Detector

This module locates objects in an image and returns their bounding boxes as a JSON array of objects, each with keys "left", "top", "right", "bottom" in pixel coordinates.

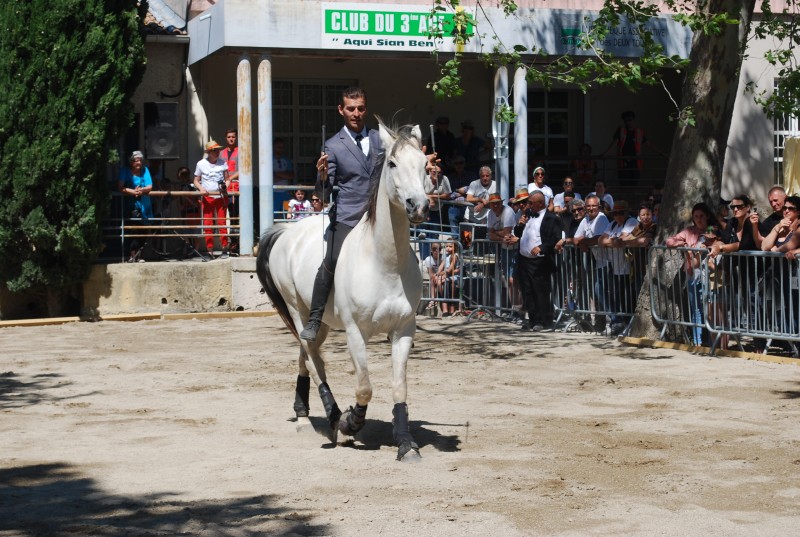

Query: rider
[
  {"left": 301, "top": 87, "right": 437, "bottom": 341},
  {"left": 300, "top": 87, "right": 384, "bottom": 341}
]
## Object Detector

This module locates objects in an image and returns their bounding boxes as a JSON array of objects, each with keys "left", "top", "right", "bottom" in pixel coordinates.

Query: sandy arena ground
[{"left": 2, "top": 314, "right": 800, "bottom": 536}]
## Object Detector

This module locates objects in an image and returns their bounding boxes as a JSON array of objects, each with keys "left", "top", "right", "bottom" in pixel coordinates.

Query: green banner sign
[{"left": 324, "top": 8, "right": 472, "bottom": 38}]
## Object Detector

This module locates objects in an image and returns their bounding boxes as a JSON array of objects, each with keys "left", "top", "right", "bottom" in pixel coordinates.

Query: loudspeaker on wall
[{"left": 144, "top": 102, "right": 180, "bottom": 160}]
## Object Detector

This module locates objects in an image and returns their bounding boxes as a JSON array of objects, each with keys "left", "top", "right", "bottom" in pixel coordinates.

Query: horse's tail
[{"left": 256, "top": 226, "right": 299, "bottom": 340}]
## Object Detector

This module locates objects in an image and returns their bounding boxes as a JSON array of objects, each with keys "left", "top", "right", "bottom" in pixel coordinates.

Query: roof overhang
[{"left": 188, "top": 0, "right": 692, "bottom": 66}]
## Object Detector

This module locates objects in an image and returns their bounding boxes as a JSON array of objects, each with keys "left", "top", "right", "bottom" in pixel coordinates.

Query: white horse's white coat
[{"left": 260, "top": 123, "right": 429, "bottom": 451}]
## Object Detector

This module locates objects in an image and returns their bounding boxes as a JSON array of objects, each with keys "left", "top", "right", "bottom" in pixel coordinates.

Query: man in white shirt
[
  {"left": 587, "top": 179, "right": 614, "bottom": 214},
  {"left": 512, "top": 191, "right": 563, "bottom": 331},
  {"left": 573, "top": 194, "right": 611, "bottom": 333},
  {"left": 465, "top": 165, "right": 496, "bottom": 228},
  {"left": 553, "top": 176, "right": 582, "bottom": 215}
]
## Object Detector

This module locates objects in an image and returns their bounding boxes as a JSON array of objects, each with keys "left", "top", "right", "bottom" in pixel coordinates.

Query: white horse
[{"left": 256, "top": 122, "right": 429, "bottom": 461}]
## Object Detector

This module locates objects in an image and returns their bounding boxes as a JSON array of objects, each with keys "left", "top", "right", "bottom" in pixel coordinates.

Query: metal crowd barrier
[
  {"left": 647, "top": 245, "right": 708, "bottom": 345},
  {"left": 648, "top": 246, "right": 799, "bottom": 354},
  {"left": 704, "top": 250, "right": 799, "bottom": 353},
  {"left": 413, "top": 235, "right": 465, "bottom": 318},
  {"left": 459, "top": 233, "right": 522, "bottom": 321},
  {"left": 413, "top": 230, "right": 648, "bottom": 332},
  {"left": 550, "top": 244, "right": 649, "bottom": 335},
  {"left": 438, "top": 238, "right": 799, "bottom": 353},
  {"left": 105, "top": 191, "right": 241, "bottom": 261}
]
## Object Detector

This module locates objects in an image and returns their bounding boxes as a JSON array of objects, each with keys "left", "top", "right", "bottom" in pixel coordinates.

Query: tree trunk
[{"left": 629, "top": 0, "right": 756, "bottom": 340}]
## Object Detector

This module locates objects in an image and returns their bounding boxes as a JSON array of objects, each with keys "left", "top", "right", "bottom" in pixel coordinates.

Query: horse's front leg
[
  {"left": 298, "top": 325, "right": 342, "bottom": 438},
  {"left": 338, "top": 325, "right": 373, "bottom": 438},
  {"left": 391, "top": 326, "right": 420, "bottom": 462},
  {"left": 293, "top": 348, "right": 312, "bottom": 432}
]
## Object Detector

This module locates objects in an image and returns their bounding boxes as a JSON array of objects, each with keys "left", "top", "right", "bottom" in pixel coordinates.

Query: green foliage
[
  {"left": 0, "top": 0, "right": 147, "bottom": 293},
  {"left": 747, "top": 0, "right": 800, "bottom": 119},
  {"left": 427, "top": 56, "right": 465, "bottom": 99},
  {"left": 494, "top": 102, "right": 517, "bottom": 123},
  {"left": 425, "top": 1, "right": 800, "bottom": 125}
]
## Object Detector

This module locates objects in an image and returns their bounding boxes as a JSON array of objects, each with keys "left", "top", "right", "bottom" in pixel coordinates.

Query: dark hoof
[
  {"left": 338, "top": 404, "right": 368, "bottom": 437},
  {"left": 338, "top": 416, "right": 355, "bottom": 436},
  {"left": 396, "top": 441, "right": 421, "bottom": 462}
]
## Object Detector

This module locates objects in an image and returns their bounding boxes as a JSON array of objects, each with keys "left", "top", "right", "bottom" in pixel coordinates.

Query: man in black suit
[
  {"left": 301, "top": 86, "right": 385, "bottom": 341},
  {"left": 513, "top": 191, "right": 563, "bottom": 331}
]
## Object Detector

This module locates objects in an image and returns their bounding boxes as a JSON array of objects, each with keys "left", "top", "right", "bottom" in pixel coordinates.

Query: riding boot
[{"left": 300, "top": 264, "right": 334, "bottom": 341}]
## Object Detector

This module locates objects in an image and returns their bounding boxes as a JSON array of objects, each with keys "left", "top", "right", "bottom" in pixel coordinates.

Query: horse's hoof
[
  {"left": 339, "top": 410, "right": 355, "bottom": 437},
  {"left": 295, "top": 416, "right": 314, "bottom": 433},
  {"left": 396, "top": 441, "right": 421, "bottom": 462},
  {"left": 338, "top": 405, "right": 367, "bottom": 437}
]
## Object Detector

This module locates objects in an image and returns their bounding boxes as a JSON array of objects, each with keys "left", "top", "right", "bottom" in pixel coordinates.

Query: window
[
  {"left": 527, "top": 90, "right": 571, "bottom": 158},
  {"left": 273, "top": 80, "right": 354, "bottom": 183},
  {"left": 773, "top": 79, "right": 800, "bottom": 182}
]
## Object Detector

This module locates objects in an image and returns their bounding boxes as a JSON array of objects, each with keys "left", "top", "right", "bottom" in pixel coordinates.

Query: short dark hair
[
  {"left": 225, "top": 128, "right": 237, "bottom": 136},
  {"left": 341, "top": 86, "right": 366, "bottom": 105},
  {"left": 731, "top": 194, "right": 753, "bottom": 207}
]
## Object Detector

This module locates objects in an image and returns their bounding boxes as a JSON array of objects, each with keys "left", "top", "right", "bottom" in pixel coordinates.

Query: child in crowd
[
  {"left": 423, "top": 243, "right": 445, "bottom": 309},
  {"left": 440, "top": 240, "right": 461, "bottom": 317},
  {"left": 288, "top": 189, "right": 312, "bottom": 219}
]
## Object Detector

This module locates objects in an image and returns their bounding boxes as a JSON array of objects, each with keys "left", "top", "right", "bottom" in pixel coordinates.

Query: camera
[
  {"left": 524, "top": 208, "right": 533, "bottom": 218},
  {"left": 217, "top": 178, "right": 227, "bottom": 194}
]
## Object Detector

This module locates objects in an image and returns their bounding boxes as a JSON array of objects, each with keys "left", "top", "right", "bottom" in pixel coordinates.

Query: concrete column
[
  {"left": 493, "top": 66, "right": 509, "bottom": 201},
  {"left": 513, "top": 67, "right": 528, "bottom": 194},
  {"left": 257, "top": 58, "right": 274, "bottom": 235},
  {"left": 236, "top": 58, "right": 254, "bottom": 256}
]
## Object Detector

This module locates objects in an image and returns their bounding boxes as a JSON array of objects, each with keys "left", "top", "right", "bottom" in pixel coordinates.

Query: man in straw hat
[
  {"left": 487, "top": 193, "right": 523, "bottom": 319},
  {"left": 599, "top": 200, "right": 639, "bottom": 335},
  {"left": 193, "top": 140, "right": 231, "bottom": 259}
]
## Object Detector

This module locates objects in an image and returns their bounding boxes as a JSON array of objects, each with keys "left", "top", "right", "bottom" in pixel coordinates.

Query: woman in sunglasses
[
  {"left": 309, "top": 191, "right": 326, "bottom": 214},
  {"left": 760, "top": 195, "right": 800, "bottom": 353},
  {"left": 709, "top": 195, "right": 759, "bottom": 256},
  {"left": 708, "top": 195, "right": 765, "bottom": 351},
  {"left": 761, "top": 195, "right": 800, "bottom": 253}
]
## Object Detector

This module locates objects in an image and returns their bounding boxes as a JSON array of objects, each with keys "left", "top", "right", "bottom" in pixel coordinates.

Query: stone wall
[{"left": 80, "top": 257, "right": 272, "bottom": 319}]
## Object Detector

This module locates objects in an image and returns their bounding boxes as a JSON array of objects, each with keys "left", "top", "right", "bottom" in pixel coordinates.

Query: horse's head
[{"left": 377, "top": 122, "right": 429, "bottom": 225}]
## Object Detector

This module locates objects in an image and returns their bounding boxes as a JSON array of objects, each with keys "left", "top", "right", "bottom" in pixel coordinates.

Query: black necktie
[{"left": 355, "top": 134, "right": 363, "bottom": 151}]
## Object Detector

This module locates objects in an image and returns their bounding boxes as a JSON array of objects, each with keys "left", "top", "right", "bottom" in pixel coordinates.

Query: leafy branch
[{"left": 424, "top": 0, "right": 799, "bottom": 126}]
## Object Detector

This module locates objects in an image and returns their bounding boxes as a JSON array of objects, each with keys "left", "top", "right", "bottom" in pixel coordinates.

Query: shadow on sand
[{"left": 0, "top": 463, "right": 331, "bottom": 536}]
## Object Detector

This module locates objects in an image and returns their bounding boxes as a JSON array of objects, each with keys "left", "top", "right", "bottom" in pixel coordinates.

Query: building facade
[{"left": 127, "top": 0, "right": 798, "bottom": 254}]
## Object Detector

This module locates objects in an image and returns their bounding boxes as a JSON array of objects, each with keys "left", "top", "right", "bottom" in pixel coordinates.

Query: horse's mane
[{"left": 365, "top": 122, "right": 421, "bottom": 225}]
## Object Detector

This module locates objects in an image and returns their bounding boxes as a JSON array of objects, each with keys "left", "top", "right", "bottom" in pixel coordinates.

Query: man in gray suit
[{"left": 300, "top": 86, "right": 385, "bottom": 341}]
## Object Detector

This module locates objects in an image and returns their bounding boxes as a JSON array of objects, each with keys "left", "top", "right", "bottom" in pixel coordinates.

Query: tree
[
  {"left": 630, "top": 0, "right": 756, "bottom": 340},
  {"left": 0, "top": 0, "right": 147, "bottom": 315},
  {"left": 427, "top": 0, "right": 797, "bottom": 342}
]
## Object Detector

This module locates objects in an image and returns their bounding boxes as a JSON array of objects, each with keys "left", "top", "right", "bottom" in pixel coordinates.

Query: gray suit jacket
[{"left": 318, "top": 126, "right": 384, "bottom": 227}]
